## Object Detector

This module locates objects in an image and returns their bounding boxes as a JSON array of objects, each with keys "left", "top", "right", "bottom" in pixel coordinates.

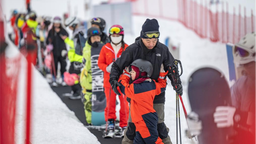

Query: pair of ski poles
[{"left": 172, "top": 59, "right": 188, "bottom": 144}]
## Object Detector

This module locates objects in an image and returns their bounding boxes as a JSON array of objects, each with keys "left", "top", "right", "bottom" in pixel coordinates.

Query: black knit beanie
[{"left": 140, "top": 19, "right": 159, "bottom": 38}]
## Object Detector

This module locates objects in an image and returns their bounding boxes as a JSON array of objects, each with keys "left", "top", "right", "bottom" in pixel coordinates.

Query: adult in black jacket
[
  {"left": 46, "top": 16, "right": 69, "bottom": 85},
  {"left": 110, "top": 19, "right": 183, "bottom": 144}
]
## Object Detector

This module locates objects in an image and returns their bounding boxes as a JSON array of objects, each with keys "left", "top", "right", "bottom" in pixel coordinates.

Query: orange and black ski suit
[{"left": 119, "top": 71, "right": 167, "bottom": 144}]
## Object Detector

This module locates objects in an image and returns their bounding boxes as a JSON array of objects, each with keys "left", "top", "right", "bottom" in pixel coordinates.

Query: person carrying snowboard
[
  {"left": 186, "top": 32, "right": 255, "bottom": 144},
  {"left": 46, "top": 16, "right": 69, "bottom": 86},
  {"left": 90, "top": 17, "right": 110, "bottom": 44},
  {"left": 110, "top": 19, "right": 182, "bottom": 144},
  {"left": 80, "top": 27, "right": 105, "bottom": 125},
  {"left": 61, "top": 17, "right": 85, "bottom": 99},
  {"left": 118, "top": 59, "right": 168, "bottom": 144},
  {"left": 213, "top": 32, "right": 255, "bottom": 144},
  {"left": 98, "top": 24, "right": 129, "bottom": 137}
]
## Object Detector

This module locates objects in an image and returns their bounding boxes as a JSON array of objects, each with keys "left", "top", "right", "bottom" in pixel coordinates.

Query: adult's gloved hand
[
  {"left": 109, "top": 78, "right": 121, "bottom": 95},
  {"left": 167, "top": 66, "right": 183, "bottom": 96},
  {"left": 214, "top": 106, "right": 236, "bottom": 128},
  {"left": 106, "top": 62, "right": 113, "bottom": 73},
  {"left": 174, "top": 84, "right": 183, "bottom": 96}
]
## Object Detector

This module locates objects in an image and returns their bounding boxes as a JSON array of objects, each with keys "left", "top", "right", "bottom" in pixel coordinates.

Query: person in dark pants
[
  {"left": 109, "top": 19, "right": 183, "bottom": 144},
  {"left": 46, "top": 16, "right": 69, "bottom": 86}
]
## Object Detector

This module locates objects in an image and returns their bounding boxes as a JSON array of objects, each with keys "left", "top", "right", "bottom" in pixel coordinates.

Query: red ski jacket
[{"left": 98, "top": 43, "right": 128, "bottom": 88}]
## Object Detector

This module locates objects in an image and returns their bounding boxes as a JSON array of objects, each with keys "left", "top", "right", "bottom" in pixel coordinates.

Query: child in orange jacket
[{"left": 118, "top": 59, "right": 167, "bottom": 144}]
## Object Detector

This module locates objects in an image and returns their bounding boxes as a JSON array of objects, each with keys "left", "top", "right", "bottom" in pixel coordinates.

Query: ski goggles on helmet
[
  {"left": 234, "top": 45, "right": 254, "bottom": 57},
  {"left": 142, "top": 31, "right": 160, "bottom": 38},
  {"left": 91, "top": 17, "right": 101, "bottom": 23},
  {"left": 109, "top": 26, "right": 123, "bottom": 35},
  {"left": 90, "top": 29, "right": 102, "bottom": 36},
  {"left": 233, "top": 44, "right": 256, "bottom": 65}
]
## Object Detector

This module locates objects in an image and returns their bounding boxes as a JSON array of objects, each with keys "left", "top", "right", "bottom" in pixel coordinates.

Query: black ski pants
[
  {"left": 53, "top": 55, "right": 67, "bottom": 77},
  {"left": 69, "top": 62, "right": 82, "bottom": 95}
]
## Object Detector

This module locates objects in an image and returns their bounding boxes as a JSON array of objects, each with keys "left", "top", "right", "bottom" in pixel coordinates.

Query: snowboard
[
  {"left": 226, "top": 43, "right": 244, "bottom": 83},
  {"left": 91, "top": 43, "right": 106, "bottom": 126},
  {"left": 188, "top": 67, "right": 234, "bottom": 144}
]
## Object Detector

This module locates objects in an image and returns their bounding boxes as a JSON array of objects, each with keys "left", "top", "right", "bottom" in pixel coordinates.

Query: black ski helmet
[
  {"left": 87, "top": 27, "right": 102, "bottom": 45},
  {"left": 130, "top": 59, "right": 153, "bottom": 77},
  {"left": 90, "top": 17, "right": 106, "bottom": 32}
]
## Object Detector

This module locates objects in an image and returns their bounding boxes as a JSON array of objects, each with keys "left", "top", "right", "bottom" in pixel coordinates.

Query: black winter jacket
[
  {"left": 47, "top": 28, "right": 69, "bottom": 57},
  {"left": 110, "top": 37, "right": 175, "bottom": 103}
]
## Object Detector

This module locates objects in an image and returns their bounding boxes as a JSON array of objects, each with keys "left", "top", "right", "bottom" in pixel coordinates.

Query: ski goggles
[
  {"left": 234, "top": 45, "right": 254, "bottom": 57},
  {"left": 109, "top": 27, "right": 123, "bottom": 35},
  {"left": 91, "top": 17, "right": 101, "bottom": 23},
  {"left": 142, "top": 31, "right": 160, "bottom": 38},
  {"left": 89, "top": 29, "right": 102, "bottom": 36},
  {"left": 233, "top": 44, "right": 256, "bottom": 65}
]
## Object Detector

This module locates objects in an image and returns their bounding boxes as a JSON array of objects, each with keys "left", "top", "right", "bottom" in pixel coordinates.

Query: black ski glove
[
  {"left": 174, "top": 83, "right": 183, "bottom": 96},
  {"left": 167, "top": 66, "right": 183, "bottom": 96},
  {"left": 109, "top": 78, "right": 121, "bottom": 95}
]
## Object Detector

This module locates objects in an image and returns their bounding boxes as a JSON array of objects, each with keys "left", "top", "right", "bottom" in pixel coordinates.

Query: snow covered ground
[{"left": 2, "top": 0, "right": 251, "bottom": 143}]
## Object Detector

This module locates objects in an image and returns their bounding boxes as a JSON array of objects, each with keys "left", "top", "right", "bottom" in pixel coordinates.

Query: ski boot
[
  {"left": 103, "top": 119, "right": 115, "bottom": 138},
  {"left": 114, "top": 126, "right": 126, "bottom": 138}
]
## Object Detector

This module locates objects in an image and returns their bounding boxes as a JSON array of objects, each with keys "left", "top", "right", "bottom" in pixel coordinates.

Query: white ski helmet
[
  {"left": 233, "top": 32, "right": 256, "bottom": 65},
  {"left": 64, "top": 17, "right": 79, "bottom": 27},
  {"left": 53, "top": 16, "right": 61, "bottom": 24}
]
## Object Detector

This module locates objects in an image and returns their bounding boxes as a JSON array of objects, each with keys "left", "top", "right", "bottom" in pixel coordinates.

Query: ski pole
[
  {"left": 176, "top": 93, "right": 183, "bottom": 144},
  {"left": 172, "top": 59, "right": 188, "bottom": 118},
  {"left": 177, "top": 93, "right": 182, "bottom": 144},
  {"left": 179, "top": 95, "right": 187, "bottom": 118},
  {"left": 176, "top": 94, "right": 178, "bottom": 144},
  {"left": 176, "top": 94, "right": 182, "bottom": 144}
]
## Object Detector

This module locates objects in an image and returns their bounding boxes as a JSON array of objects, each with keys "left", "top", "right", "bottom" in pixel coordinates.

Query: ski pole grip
[{"left": 173, "top": 59, "right": 183, "bottom": 76}]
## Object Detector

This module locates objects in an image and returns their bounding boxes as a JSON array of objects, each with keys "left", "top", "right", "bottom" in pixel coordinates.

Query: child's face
[
  {"left": 90, "top": 35, "right": 101, "bottom": 44},
  {"left": 130, "top": 68, "right": 136, "bottom": 80}
]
